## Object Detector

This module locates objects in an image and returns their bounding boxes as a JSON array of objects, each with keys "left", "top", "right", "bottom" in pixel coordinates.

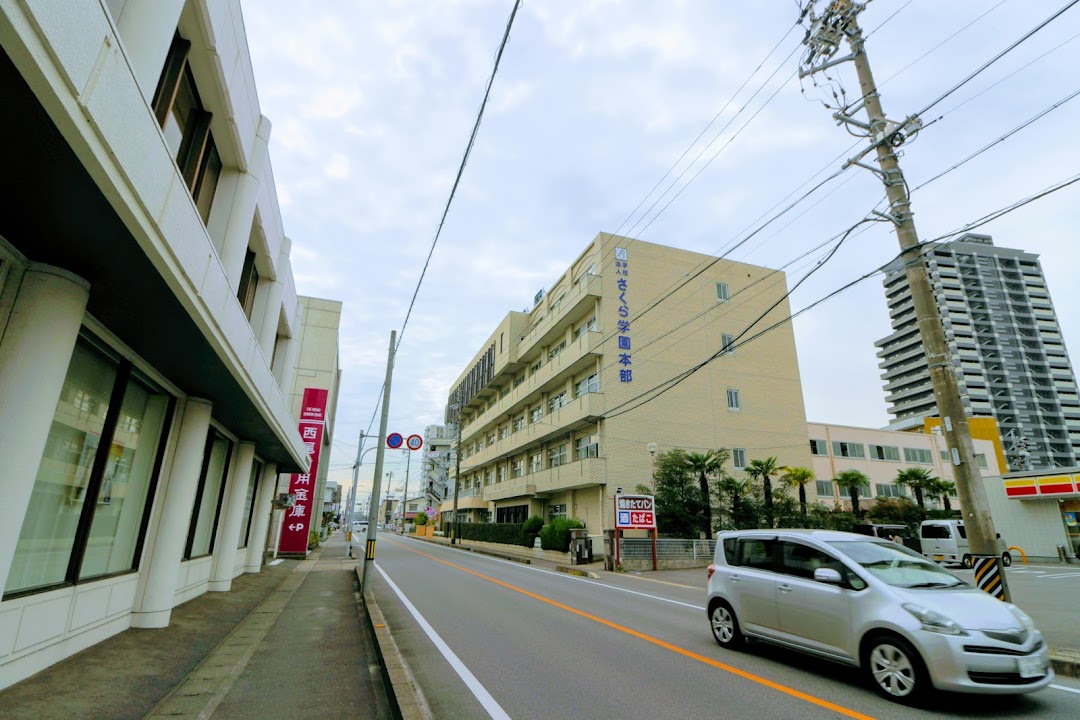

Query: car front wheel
[
  {"left": 709, "top": 600, "right": 744, "bottom": 650},
  {"left": 864, "top": 634, "right": 930, "bottom": 704},
  {"left": 1002, "top": 552, "right": 1012, "bottom": 567}
]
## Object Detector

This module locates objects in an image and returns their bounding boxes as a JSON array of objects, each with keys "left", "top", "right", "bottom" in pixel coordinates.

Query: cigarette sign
[{"left": 615, "top": 494, "right": 656, "bottom": 529}]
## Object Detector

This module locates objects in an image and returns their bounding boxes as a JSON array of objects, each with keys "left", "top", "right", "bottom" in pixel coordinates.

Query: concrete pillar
[
  {"left": 115, "top": 0, "right": 187, "bottom": 104},
  {"left": 208, "top": 442, "right": 255, "bottom": 591},
  {"left": 0, "top": 265, "right": 90, "bottom": 593},
  {"left": 246, "top": 462, "right": 278, "bottom": 573},
  {"left": 130, "top": 398, "right": 213, "bottom": 628},
  {"left": 256, "top": 276, "right": 285, "bottom": 357},
  {"left": 274, "top": 303, "right": 304, "bottom": 390},
  {"left": 219, "top": 117, "right": 272, "bottom": 291}
]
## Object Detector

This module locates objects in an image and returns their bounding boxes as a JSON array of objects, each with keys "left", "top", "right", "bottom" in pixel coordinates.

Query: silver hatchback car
[{"left": 707, "top": 529, "right": 1053, "bottom": 704}]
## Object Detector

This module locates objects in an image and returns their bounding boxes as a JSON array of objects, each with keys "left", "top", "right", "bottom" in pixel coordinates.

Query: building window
[
  {"left": 726, "top": 389, "right": 740, "bottom": 411},
  {"left": 721, "top": 333, "right": 735, "bottom": 354},
  {"left": 185, "top": 430, "right": 233, "bottom": 559},
  {"left": 485, "top": 470, "right": 494, "bottom": 486},
  {"left": 487, "top": 432, "right": 497, "bottom": 445},
  {"left": 815, "top": 480, "right": 834, "bottom": 498},
  {"left": 239, "top": 460, "right": 261, "bottom": 549},
  {"left": 530, "top": 405, "right": 543, "bottom": 424},
  {"left": 497, "top": 466, "right": 506, "bottom": 483},
  {"left": 732, "top": 448, "right": 746, "bottom": 469},
  {"left": 975, "top": 453, "right": 989, "bottom": 469},
  {"left": 500, "top": 425, "right": 510, "bottom": 440},
  {"left": 832, "top": 441, "right": 865, "bottom": 459},
  {"left": 549, "top": 392, "right": 568, "bottom": 413},
  {"left": 575, "top": 373, "right": 599, "bottom": 397},
  {"left": 870, "top": 445, "right": 900, "bottom": 461},
  {"left": 529, "top": 453, "right": 542, "bottom": 473},
  {"left": 574, "top": 316, "right": 597, "bottom": 339},
  {"left": 903, "top": 447, "right": 933, "bottom": 464},
  {"left": 530, "top": 359, "right": 543, "bottom": 375},
  {"left": 237, "top": 249, "right": 260, "bottom": 319},
  {"left": 809, "top": 439, "right": 828, "bottom": 456},
  {"left": 549, "top": 445, "right": 568, "bottom": 468},
  {"left": 548, "top": 340, "right": 567, "bottom": 360},
  {"left": 716, "top": 282, "right": 729, "bottom": 303},
  {"left": 576, "top": 434, "right": 599, "bottom": 459},
  {"left": 152, "top": 33, "right": 220, "bottom": 224},
  {"left": 513, "top": 415, "right": 525, "bottom": 432},
  {"left": 513, "top": 374, "right": 525, "bottom": 389},
  {"left": 4, "top": 338, "right": 173, "bottom": 597},
  {"left": 875, "top": 483, "right": 906, "bottom": 498},
  {"left": 512, "top": 460, "right": 523, "bottom": 478}
]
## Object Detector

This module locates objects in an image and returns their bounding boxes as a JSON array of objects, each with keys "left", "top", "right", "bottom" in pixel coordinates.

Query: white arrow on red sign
[{"left": 288, "top": 523, "right": 305, "bottom": 531}]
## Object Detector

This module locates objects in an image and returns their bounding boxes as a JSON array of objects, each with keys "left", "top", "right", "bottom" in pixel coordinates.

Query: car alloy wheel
[
  {"left": 867, "top": 637, "right": 925, "bottom": 702},
  {"left": 710, "top": 601, "right": 743, "bottom": 649},
  {"left": 961, "top": 554, "right": 973, "bottom": 569},
  {"left": 1002, "top": 552, "right": 1012, "bottom": 567}
]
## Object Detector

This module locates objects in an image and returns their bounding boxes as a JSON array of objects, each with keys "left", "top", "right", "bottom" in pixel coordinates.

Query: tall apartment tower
[{"left": 875, "top": 233, "right": 1080, "bottom": 470}]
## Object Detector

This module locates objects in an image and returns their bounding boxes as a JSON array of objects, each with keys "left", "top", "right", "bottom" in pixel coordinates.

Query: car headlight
[
  {"left": 902, "top": 603, "right": 968, "bottom": 636},
  {"left": 1005, "top": 604, "right": 1036, "bottom": 631}
]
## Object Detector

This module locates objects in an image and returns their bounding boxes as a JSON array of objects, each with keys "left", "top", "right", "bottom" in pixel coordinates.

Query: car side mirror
[{"left": 814, "top": 568, "right": 843, "bottom": 584}]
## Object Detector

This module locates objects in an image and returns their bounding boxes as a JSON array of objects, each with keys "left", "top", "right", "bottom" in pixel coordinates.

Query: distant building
[
  {"left": 806, "top": 422, "right": 1002, "bottom": 509},
  {"left": 423, "top": 424, "right": 454, "bottom": 508},
  {"left": 875, "top": 233, "right": 1080, "bottom": 470},
  {"left": 441, "top": 233, "right": 811, "bottom": 547}
]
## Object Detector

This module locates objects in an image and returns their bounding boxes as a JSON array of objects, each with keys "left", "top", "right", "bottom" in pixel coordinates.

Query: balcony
[
  {"left": 438, "top": 487, "right": 486, "bottom": 514},
  {"left": 462, "top": 392, "right": 606, "bottom": 468},
  {"left": 517, "top": 274, "right": 602, "bottom": 359},
  {"left": 485, "top": 478, "right": 537, "bottom": 501},
  {"left": 462, "top": 331, "right": 603, "bottom": 443},
  {"left": 533, "top": 456, "right": 606, "bottom": 494}
]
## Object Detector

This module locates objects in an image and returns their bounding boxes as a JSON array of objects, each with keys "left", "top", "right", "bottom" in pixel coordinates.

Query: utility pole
[
  {"left": 360, "top": 330, "right": 396, "bottom": 590},
  {"left": 451, "top": 413, "right": 462, "bottom": 544},
  {"left": 799, "top": 1, "right": 1009, "bottom": 600},
  {"left": 401, "top": 449, "right": 411, "bottom": 534},
  {"left": 345, "top": 431, "right": 365, "bottom": 558}
]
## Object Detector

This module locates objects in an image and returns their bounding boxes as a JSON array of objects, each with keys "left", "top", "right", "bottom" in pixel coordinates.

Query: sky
[{"left": 240, "top": 1, "right": 1080, "bottom": 502}]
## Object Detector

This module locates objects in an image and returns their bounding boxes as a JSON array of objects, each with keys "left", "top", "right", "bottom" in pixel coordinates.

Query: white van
[
  {"left": 920, "top": 520, "right": 1013, "bottom": 568},
  {"left": 920, "top": 520, "right": 970, "bottom": 567}
]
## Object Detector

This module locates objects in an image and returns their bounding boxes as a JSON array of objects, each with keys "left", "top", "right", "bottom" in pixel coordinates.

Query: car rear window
[
  {"left": 723, "top": 538, "right": 738, "bottom": 565},
  {"left": 921, "top": 524, "right": 949, "bottom": 539},
  {"left": 736, "top": 539, "right": 776, "bottom": 570}
]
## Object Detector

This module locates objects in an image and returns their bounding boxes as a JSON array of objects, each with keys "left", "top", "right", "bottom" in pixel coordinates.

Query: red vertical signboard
[{"left": 278, "top": 387, "right": 329, "bottom": 554}]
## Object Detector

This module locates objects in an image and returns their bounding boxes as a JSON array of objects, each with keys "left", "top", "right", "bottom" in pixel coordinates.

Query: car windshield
[{"left": 827, "top": 540, "right": 966, "bottom": 588}]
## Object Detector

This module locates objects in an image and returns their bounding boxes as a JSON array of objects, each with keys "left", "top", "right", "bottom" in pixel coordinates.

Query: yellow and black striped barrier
[
  {"left": 973, "top": 555, "right": 1004, "bottom": 600},
  {"left": 366, "top": 539, "right": 376, "bottom": 560}
]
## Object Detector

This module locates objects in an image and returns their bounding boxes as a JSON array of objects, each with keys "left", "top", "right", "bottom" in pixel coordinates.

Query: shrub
[
  {"left": 539, "top": 517, "right": 584, "bottom": 551},
  {"left": 457, "top": 522, "right": 524, "bottom": 545},
  {"left": 521, "top": 516, "right": 544, "bottom": 547},
  {"left": 868, "top": 496, "right": 925, "bottom": 530},
  {"left": 414, "top": 512, "right": 428, "bottom": 526},
  {"left": 307, "top": 529, "right": 320, "bottom": 550}
]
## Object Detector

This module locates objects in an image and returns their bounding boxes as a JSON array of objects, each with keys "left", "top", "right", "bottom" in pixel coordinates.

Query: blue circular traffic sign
[{"left": 386, "top": 433, "right": 403, "bottom": 449}]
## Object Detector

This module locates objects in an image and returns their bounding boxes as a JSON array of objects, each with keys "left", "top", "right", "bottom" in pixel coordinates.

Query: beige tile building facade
[
  {"left": 807, "top": 422, "right": 1001, "bottom": 509},
  {"left": 441, "top": 233, "right": 812, "bottom": 547}
]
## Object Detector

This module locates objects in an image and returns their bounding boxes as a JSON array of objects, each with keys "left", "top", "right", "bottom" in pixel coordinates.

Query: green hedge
[
  {"left": 522, "top": 516, "right": 544, "bottom": 547},
  {"left": 457, "top": 522, "right": 525, "bottom": 545},
  {"left": 539, "top": 517, "right": 584, "bottom": 551}
]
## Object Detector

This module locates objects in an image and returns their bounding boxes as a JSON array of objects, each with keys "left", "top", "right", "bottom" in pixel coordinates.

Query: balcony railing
[{"left": 517, "top": 274, "right": 602, "bottom": 359}]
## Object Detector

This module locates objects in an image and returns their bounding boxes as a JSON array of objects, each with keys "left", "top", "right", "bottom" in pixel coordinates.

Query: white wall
[{"left": 984, "top": 476, "right": 1071, "bottom": 562}]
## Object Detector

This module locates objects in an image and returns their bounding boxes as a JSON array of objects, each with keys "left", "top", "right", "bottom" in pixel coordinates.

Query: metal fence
[{"left": 620, "top": 538, "right": 716, "bottom": 560}]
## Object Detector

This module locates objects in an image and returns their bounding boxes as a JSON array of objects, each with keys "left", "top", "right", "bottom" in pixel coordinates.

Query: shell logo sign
[{"left": 1004, "top": 472, "right": 1079, "bottom": 499}]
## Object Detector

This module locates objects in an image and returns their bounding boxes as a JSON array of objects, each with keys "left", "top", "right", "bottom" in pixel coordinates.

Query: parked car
[
  {"left": 920, "top": 520, "right": 1012, "bottom": 568},
  {"left": 707, "top": 529, "right": 1052, "bottom": 704},
  {"left": 853, "top": 523, "right": 921, "bottom": 553}
]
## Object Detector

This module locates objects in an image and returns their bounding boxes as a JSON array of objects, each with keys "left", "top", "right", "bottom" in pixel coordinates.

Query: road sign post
[{"left": 614, "top": 493, "right": 658, "bottom": 571}]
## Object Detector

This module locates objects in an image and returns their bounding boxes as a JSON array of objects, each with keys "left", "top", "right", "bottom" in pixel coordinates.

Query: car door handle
[
  {"left": 778, "top": 584, "right": 793, "bottom": 593},
  {"left": 730, "top": 575, "right": 741, "bottom": 583}
]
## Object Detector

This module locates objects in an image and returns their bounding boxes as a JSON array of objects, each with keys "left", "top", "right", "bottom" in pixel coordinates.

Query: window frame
[
  {"left": 809, "top": 439, "right": 828, "bottom": 456},
  {"left": 726, "top": 388, "right": 740, "bottom": 411},
  {"left": 732, "top": 448, "right": 747, "bottom": 469},
  {"left": 184, "top": 430, "right": 233, "bottom": 561},
  {"left": 716, "top": 282, "right": 729, "bottom": 303}
]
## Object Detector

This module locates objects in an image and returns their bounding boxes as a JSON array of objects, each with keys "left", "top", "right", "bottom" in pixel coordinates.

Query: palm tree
[
  {"left": 895, "top": 467, "right": 936, "bottom": 509},
  {"left": 746, "top": 456, "right": 781, "bottom": 528},
  {"left": 718, "top": 476, "right": 751, "bottom": 530},
  {"left": 834, "top": 469, "right": 870, "bottom": 518},
  {"left": 780, "top": 466, "right": 816, "bottom": 518},
  {"left": 927, "top": 478, "right": 957, "bottom": 514},
  {"left": 686, "top": 451, "right": 721, "bottom": 538}
]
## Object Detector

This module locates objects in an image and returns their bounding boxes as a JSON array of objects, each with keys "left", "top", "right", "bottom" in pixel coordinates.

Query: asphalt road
[{"left": 368, "top": 536, "right": 1080, "bottom": 720}]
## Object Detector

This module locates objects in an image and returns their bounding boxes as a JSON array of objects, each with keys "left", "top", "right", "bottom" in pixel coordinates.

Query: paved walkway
[{"left": 0, "top": 534, "right": 391, "bottom": 720}]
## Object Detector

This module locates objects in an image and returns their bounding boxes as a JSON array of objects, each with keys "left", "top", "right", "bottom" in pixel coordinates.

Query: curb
[
  {"left": 555, "top": 564, "right": 600, "bottom": 578},
  {"left": 1049, "top": 649, "right": 1080, "bottom": 679},
  {"left": 359, "top": 567, "right": 432, "bottom": 720}
]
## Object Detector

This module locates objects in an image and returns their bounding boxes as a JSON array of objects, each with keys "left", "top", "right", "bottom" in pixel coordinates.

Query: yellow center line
[{"left": 383, "top": 537, "right": 877, "bottom": 720}]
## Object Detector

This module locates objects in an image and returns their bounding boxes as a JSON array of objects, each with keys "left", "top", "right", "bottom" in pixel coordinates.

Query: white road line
[
  {"left": 1042, "top": 573, "right": 1080, "bottom": 579},
  {"left": 415, "top": 539, "right": 706, "bottom": 611},
  {"left": 375, "top": 564, "right": 512, "bottom": 720},
  {"left": 1050, "top": 683, "right": 1080, "bottom": 695}
]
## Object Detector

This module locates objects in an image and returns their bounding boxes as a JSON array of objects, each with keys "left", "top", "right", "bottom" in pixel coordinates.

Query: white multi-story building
[
  {"left": 423, "top": 424, "right": 454, "bottom": 507},
  {"left": 875, "top": 233, "right": 1080, "bottom": 470},
  {"left": 0, "top": 0, "right": 338, "bottom": 689}
]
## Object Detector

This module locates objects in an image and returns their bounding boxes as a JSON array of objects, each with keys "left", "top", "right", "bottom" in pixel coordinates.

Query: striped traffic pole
[{"left": 973, "top": 555, "right": 1005, "bottom": 600}]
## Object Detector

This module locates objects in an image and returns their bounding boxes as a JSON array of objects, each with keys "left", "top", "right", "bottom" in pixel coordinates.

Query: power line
[
  {"left": 395, "top": 0, "right": 522, "bottom": 353},
  {"left": 916, "top": 0, "right": 1080, "bottom": 117}
]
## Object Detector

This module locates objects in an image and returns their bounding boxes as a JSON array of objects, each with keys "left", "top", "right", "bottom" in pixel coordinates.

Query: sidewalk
[{"left": 0, "top": 534, "right": 392, "bottom": 720}]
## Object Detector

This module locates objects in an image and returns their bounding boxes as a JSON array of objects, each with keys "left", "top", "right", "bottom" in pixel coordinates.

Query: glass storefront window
[
  {"left": 238, "top": 461, "right": 261, "bottom": 550},
  {"left": 186, "top": 433, "right": 232, "bottom": 559},
  {"left": 6, "top": 342, "right": 117, "bottom": 593},
  {"left": 79, "top": 377, "right": 170, "bottom": 580}
]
